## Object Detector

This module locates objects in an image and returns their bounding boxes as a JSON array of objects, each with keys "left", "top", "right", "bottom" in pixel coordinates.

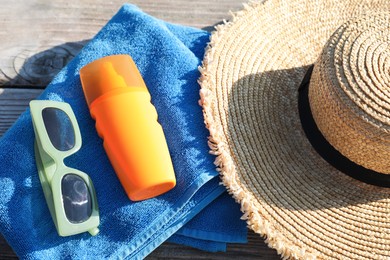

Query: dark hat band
[{"left": 298, "top": 65, "right": 390, "bottom": 188}]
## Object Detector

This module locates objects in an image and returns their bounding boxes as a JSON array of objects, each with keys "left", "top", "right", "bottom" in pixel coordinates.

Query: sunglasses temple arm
[{"left": 88, "top": 227, "right": 99, "bottom": 236}]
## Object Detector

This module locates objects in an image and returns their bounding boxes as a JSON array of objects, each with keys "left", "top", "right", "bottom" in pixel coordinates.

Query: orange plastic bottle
[{"left": 80, "top": 54, "right": 176, "bottom": 201}]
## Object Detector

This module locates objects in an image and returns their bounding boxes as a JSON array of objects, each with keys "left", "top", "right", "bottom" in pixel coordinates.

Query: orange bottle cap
[{"left": 80, "top": 55, "right": 147, "bottom": 106}]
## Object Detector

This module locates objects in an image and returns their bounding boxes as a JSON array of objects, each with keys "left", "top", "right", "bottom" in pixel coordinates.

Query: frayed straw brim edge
[{"left": 198, "top": 1, "right": 319, "bottom": 259}]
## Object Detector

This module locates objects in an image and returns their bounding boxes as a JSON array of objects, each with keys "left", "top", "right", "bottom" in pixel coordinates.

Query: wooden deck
[{"left": 0, "top": 1, "right": 280, "bottom": 258}]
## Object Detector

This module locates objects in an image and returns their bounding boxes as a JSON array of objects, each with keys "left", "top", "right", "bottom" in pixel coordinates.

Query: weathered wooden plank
[
  {"left": 0, "top": 230, "right": 278, "bottom": 259},
  {"left": 0, "top": 0, "right": 243, "bottom": 87},
  {"left": 0, "top": 88, "right": 42, "bottom": 136},
  {"left": 0, "top": 236, "right": 17, "bottom": 260},
  {"left": 148, "top": 231, "right": 279, "bottom": 259}
]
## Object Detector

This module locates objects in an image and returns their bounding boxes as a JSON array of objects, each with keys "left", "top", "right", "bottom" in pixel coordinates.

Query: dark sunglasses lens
[
  {"left": 62, "top": 174, "right": 92, "bottom": 223},
  {"left": 42, "top": 107, "right": 75, "bottom": 151}
]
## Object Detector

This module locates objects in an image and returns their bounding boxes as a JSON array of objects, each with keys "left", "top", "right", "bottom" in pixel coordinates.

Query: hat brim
[{"left": 199, "top": 1, "right": 390, "bottom": 259}]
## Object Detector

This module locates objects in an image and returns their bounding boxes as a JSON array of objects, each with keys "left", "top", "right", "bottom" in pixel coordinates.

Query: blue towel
[
  {"left": 175, "top": 192, "right": 247, "bottom": 244},
  {"left": 169, "top": 191, "right": 248, "bottom": 251},
  {"left": 0, "top": 4, "right": 247, "bottom": 259},
  {"left": 168, "top": 234, "right": 228, "bottom": 253}
]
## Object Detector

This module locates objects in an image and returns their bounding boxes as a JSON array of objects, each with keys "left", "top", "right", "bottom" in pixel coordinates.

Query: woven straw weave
[
  {"left": 199, "top": 0, "right": 390, "bottom": 259},
  {"left": 309, "top": 14, "right": 390, "bottom": 174}
]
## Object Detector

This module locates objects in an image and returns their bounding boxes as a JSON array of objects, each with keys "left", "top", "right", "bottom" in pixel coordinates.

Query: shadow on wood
[{"left": 0, "top": 41, "right": 89, "bottom": 87}]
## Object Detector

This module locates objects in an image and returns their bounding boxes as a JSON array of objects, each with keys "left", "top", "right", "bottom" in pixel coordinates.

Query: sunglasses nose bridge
[
  {"left": 39, "top": 146, "right": 72, "bottom": 184},
  {"left": 37, "top": 151, "right": 55, "bottom": 184}
]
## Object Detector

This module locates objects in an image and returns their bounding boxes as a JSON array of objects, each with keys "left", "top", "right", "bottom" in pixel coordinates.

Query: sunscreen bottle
[{"left": 80, "top": 55, "right": 176, "bottom": 201}]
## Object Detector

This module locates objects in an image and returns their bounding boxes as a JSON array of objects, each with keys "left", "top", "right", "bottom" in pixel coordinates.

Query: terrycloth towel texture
[
  {"left": 169, "top": 191, "right": 247, "bottom": 252},
  {"left": 175, "top": 192, "right": 247, "bottom": 244},
  {"left": 0, "top": 4, "right": 247, "bottom": 259}
]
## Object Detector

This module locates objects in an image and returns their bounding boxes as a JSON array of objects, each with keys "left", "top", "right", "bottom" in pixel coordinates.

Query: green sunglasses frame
[{"left": 30, "top": 100, "right": 99, "bottom": 236}]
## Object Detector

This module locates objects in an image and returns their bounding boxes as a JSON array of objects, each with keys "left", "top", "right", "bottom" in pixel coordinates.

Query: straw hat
[{"left": 199, "top": 1, "right": 390, "bottom": 259}]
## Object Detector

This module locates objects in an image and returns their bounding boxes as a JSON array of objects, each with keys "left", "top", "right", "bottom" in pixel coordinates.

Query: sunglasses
[{"left": 30, "top": 100, "right": 99, "bottom": 237}]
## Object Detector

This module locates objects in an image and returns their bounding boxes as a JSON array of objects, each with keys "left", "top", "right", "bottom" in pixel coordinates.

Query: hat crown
[{"left": 309, "top": 14, "right": 390, "bottom": 174}]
